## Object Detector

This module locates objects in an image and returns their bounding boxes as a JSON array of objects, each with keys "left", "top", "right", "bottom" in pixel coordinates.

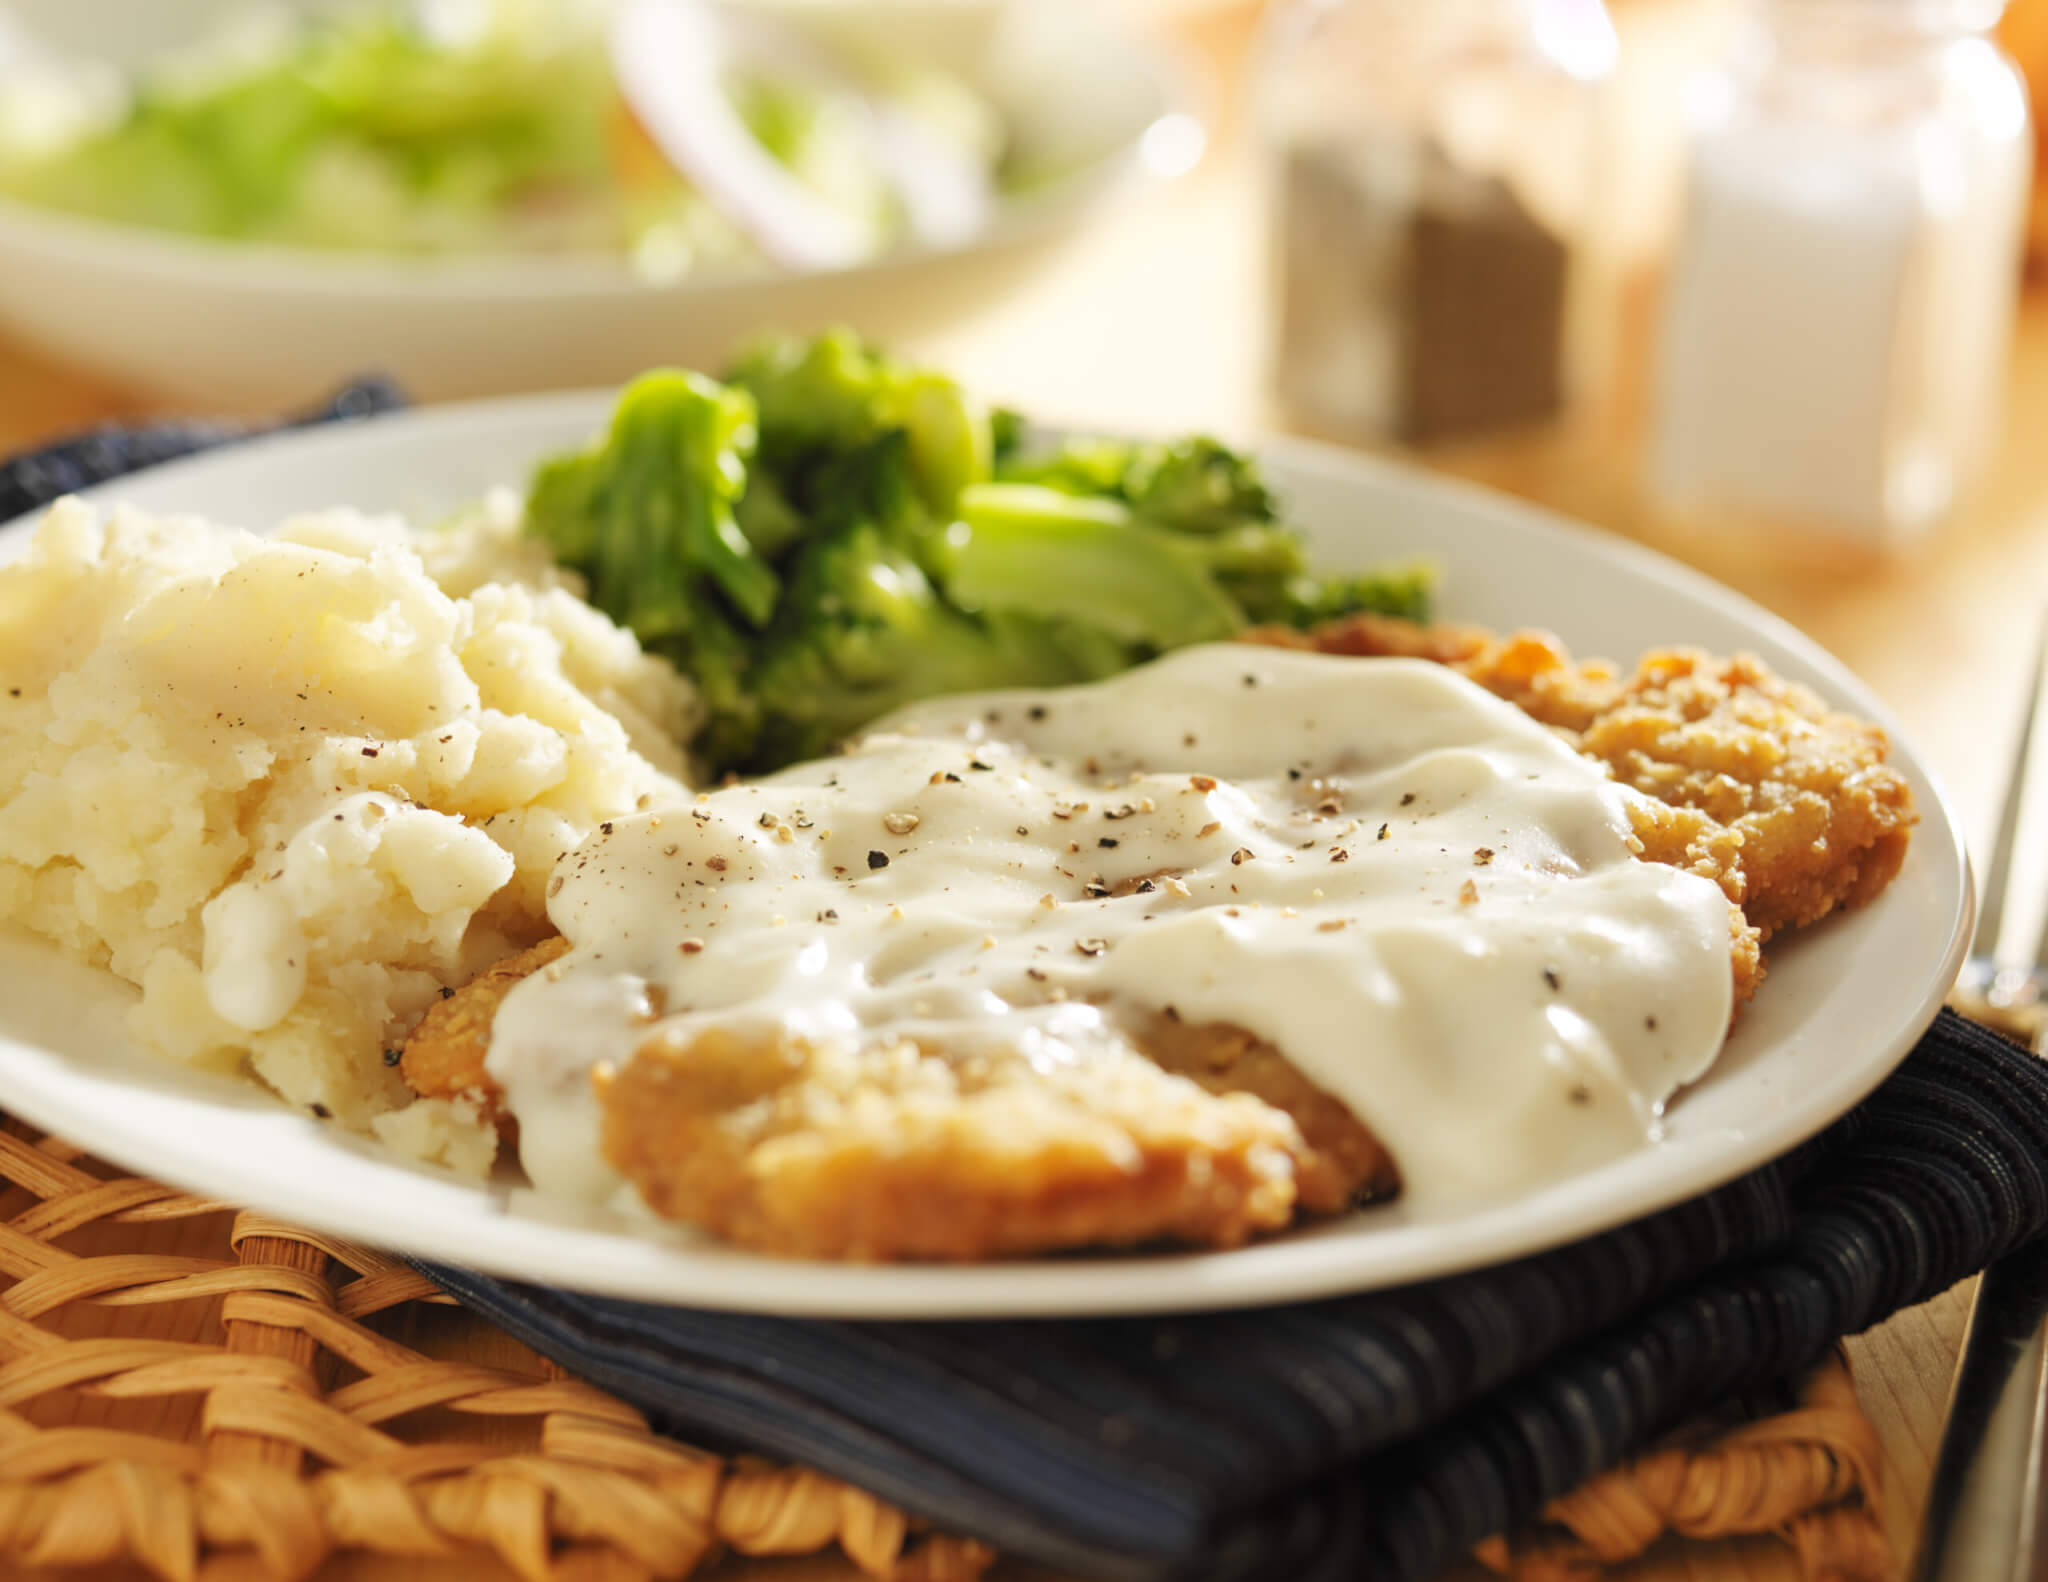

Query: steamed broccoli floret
[
  {"left": 729, "top": 428, "right": 1121, "bottom": 767},
  {"left": 744, "top": 521, "right": 1116, "bottom": 769},
  {"left": 725, "top": 327, "right": 886, "bottom": 461},
  {"left": 726, "top": 328, "right": 989, "bottom": 517},
  {"left": 528, "top": 367, "right": 774, "bottom": 628},
  {"left": 1270, "top": 565, "right": 1436, "bottom": 627},
  {"left": 524, "top": 369, "right": 775, "bottom": 756},
  {"left": 1123, "top": 437, "right": 1276, "bottom": 533},
  {"left": 949, "top": 444, "right": 1427, "bottom": 639},
  {"left": 523, "top": 331, "right": 1436, "bottom": 776},
  {"left": 993, "top": 434, "right": 1273, "bottom": 534}
]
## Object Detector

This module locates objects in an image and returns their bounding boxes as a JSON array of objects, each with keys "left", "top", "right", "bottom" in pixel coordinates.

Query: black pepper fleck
[
  {"left": 1543, "top": 968, "right": 1561, "bottom": 991},
  {"left": 1400, "top": 792, "right": 1416, "bottom": 806},
  {"left": 1377, "top": 823, "right": 1390, "bottom": 841},
  {"left": 867, "top": 850, "right": 890, "bottom": 869},
  {"left": 382, "top": 1049, "right": 402, "bottom": 1067},
  {"left": 1098, "top": 838, "right": 1119, "bottom": 849}
]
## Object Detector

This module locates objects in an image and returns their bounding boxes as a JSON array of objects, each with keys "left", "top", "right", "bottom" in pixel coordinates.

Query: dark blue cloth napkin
[
  {"left": 421, "top": 1010, "right": 2040, "bottom": 1582},
  {"left": 0, "top": 378, "right": 407, "bottom": 524},
  {"left": 4, "top": 401, "right": 2012, "bottom": 1582}
]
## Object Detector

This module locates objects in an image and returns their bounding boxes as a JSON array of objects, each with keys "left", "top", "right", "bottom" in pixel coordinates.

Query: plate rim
[{"left": 0, "top": 395, "right": 1976, "bottom": 1317}]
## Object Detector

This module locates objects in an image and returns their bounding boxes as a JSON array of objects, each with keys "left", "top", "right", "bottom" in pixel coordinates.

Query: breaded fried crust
[
  {"left": 400, "top": 625, "right": 1904, "bottom": 1261},
  {"left": 400, "top": 935, "right": 571, "bottom": 1131},
  {"left": 403, "top": 960, "right": 1405, "bottom": 1258},
  {"left": 1249, "top": 615, "right": 1916, "bottom": 939},
  {"left": 410, "top": 976, "right": 1402, "bottom": 1260},
  {"left": 597, "top": 1026, "right": 1356, "bottom": 1261},
  {"left": 1133, "top": 1015, "right": 1399, "bottom": 1215}
]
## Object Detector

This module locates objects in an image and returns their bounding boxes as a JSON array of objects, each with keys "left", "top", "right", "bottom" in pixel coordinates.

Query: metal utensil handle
[
  {"left": 1918, "top": 615, "right": 2048, "bottom": 1582},
  {"left": 1912, "top": 1240, "right": 2048, "bottom": 1582}
]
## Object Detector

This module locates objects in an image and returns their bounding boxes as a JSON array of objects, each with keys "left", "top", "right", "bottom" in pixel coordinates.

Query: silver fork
[
  {"left": 1949, "top": 620, "right": 2048, "bottom": 1054},
  {"left": 1912, "top": 617, "right": 2048, "bottom": 1582}
]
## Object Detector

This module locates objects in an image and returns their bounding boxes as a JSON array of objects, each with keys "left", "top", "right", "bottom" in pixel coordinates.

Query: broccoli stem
[
  {"left": 942, "top": 483, "right": 1246, "bottom": 650},
  {"left": 615, "top": 375, "right": 777, "bottom": 628},
  {"left": 896, "top": 372, "right": 991, "bottom": 517},
  {"left": 525, "top": 369, "right": 778, "bottom": 634}
]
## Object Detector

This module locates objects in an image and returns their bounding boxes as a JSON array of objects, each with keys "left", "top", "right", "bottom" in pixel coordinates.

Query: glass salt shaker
[
  {"left": 1259, "top": 0, "right": 1618, "bottom": 446},
  {"left": 1651, "top": 0, "right": 2032, "bottom": 543}
]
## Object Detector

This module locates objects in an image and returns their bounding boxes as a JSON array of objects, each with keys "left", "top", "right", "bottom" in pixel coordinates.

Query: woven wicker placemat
[{"left": 0, "top": 1113, "right": 1894, "bottom": 1582}]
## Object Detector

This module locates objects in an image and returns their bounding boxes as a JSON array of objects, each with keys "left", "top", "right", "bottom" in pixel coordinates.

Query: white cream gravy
[{"left": 488, "top": 645, "right": 1735, "bottom": 1214}]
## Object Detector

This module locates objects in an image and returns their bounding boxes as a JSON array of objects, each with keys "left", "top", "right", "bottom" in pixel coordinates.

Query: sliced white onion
[
  {"left": 611, "top": 0, "right": 871, "bottom": 271},
  {"left": 610, "top": 0, "right": 993, "bottom": 271},
  {"left": 871, "top": 100, "right": 992, "bottom": 249}
]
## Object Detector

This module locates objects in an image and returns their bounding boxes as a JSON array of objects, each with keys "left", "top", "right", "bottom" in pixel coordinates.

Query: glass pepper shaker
[
  {"left": 1651, "top": 0, "right": 2033, "bottom": 542},
  {"left": 1259, "top": 0, "right": 1618, "bottom": 446}
]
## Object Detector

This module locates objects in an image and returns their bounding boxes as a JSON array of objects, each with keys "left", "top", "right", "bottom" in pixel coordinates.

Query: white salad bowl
[{"left": 0, "top": 0, "right": 1195, "bottom": 402}]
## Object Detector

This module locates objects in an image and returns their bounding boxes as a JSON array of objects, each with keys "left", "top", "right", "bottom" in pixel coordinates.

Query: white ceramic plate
[
  {"left": 0, "top": 394, "right": 1972, "bottom": 1317},
  {"left": 0, "top": 0, "right": 1195, "bottom": 403}
]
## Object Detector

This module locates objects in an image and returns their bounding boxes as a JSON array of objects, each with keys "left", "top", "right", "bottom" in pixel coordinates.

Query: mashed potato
[{"left": 0, "top": 497, "right": 696, "bottom": 1165}]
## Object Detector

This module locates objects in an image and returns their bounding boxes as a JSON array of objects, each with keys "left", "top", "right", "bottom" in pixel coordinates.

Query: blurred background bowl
[{"left": 0, "top": 0, "right": 1199, "bottom": 403}]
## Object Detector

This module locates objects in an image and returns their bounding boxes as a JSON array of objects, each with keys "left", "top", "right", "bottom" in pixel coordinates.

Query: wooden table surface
[{"left": 3, "top": 2, "right": 2041, "bottom": 1578}]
